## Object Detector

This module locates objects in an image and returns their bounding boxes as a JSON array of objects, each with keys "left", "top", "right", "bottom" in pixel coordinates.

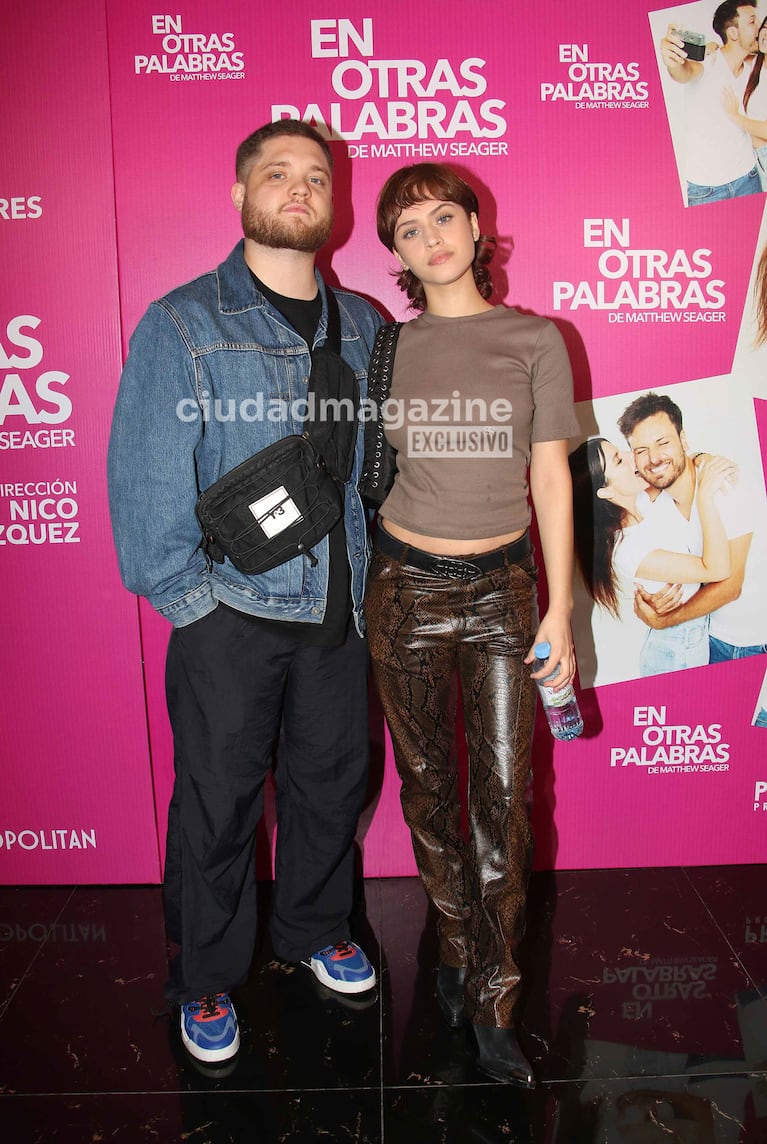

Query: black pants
[{"left": 162, "top": 605, "right": 369, "bottom": 1005}]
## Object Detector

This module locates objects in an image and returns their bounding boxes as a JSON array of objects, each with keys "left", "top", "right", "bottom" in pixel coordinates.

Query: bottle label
[{"left": 541, "top": 682, "right": 576, "bottom": 709}]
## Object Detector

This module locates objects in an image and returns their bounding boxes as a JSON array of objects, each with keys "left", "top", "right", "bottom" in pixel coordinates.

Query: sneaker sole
[
  {"left": 185, "top": 1055, "right": 240, "bottom": 1080},
  {"left": 181, "top": 1022, "right": 240, "bottom": 1063},
  {"left": 307, "top": 959, "right": 377, "bottom": 995},
  {"left": 312, "top": 981, "right": 379, "bottom": 1010}
]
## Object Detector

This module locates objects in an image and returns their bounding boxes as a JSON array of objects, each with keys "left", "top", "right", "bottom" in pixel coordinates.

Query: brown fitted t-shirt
[{"left": 379, "top": 306, "right": 579, "bottom": 539}]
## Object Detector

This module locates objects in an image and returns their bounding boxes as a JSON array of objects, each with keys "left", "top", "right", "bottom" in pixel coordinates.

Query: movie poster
[{"left": 1, "top": 0, "right": 765, "bottom": 881}]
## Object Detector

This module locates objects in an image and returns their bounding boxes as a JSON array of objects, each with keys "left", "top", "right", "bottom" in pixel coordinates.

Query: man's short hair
[
  {"left": 618, "top": 392, "right": 684, "bottom": 440},
  {"left": 235, "top": 120, "right": 334, "bottom": 183},
  {"left": 713, "top": 1, "right": 755, "bottom": 45}
]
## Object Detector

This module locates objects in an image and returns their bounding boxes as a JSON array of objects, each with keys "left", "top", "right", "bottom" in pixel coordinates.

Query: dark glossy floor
[{"left": 1, "top": 867, "right": 766, "bottom": 1142}]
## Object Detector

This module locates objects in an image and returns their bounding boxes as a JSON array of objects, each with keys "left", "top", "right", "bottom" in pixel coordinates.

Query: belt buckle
[{"left": 433, "top": 557, "right": 481, "bottom": 581}]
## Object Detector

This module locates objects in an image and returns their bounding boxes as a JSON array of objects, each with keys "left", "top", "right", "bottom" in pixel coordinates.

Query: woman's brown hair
[
  {"left": 375, "top": 163, "right": 496, "bottom": 311},
  {"left": 568, "top": 438, "right": 625, "bottom": 617},
  {"left": 744, "top": 16, "right": 767, "bottom": 112}
]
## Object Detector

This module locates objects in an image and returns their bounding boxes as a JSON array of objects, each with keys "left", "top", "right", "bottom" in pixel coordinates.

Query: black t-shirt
[{"left": 234, "top": 272, "right": 351, "bottom": 647}]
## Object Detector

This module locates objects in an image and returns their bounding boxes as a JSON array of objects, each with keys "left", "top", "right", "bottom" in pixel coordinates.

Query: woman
[
  {"left": 361, "top": 164, "right": 580, "bottom": 1086},
  {"left": 723, "top": 16, "right": 767, "bottom": 189},
  {"left": 569, "top": 438, "right": 733, "bottom": 676}
]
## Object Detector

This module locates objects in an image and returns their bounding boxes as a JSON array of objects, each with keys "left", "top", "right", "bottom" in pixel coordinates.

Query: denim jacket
[{"left": 107, "top": 241, "right": 382, "bottom": 631}]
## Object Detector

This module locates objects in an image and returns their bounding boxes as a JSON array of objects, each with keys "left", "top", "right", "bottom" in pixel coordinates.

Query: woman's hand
[
  {"left": 525, "top": 611, "right": 575, "bottom": 690},
  {"left": 696, "top": 453, "right": 738, "bottom": 499},
  {"left": 633, "top": 582, "right": 682, "bottom": 627}
]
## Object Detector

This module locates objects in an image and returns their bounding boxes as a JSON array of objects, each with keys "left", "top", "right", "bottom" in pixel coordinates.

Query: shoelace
[
  {"left": 151, "top": 995, "right": 229, "bottom": 1022},
  {"left": 198, "top": 994, "right": 225, "bottom": 1018},
  {"left": 330, "top": 941, "right": 355, "bottom": 959}
]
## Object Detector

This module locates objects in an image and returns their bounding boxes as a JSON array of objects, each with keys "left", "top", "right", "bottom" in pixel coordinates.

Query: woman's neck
[
  {"left": 618, "top": 495, "right": 643, "bottom": 528},
  {"left": 422, "top": 276, "right": 494, "bottom": 317}
]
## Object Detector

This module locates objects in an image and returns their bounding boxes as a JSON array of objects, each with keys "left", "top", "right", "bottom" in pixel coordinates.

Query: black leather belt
[{"left": 375, "top": 526, "right": 531, "bottom": 581}]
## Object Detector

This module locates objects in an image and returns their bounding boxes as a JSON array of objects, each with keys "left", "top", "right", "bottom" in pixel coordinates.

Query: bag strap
[
  {"left": 359, "top": 321, "right": 402, "bottom": 505},
  {"left": 367, "top": 321, "right": 403, "bottom": 402},
  {"left": 323, "top": 287, "right": 342, "bottom": 356}
]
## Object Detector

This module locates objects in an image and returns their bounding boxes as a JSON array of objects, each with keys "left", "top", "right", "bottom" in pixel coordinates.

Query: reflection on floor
[{"left": 1, "top": 867, "right": 766, "bottom": 1142}]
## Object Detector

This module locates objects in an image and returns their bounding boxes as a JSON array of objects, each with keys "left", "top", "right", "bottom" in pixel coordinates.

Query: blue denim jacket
[{"left": 107, "top": 241, "right": 382, "bottom": 630}]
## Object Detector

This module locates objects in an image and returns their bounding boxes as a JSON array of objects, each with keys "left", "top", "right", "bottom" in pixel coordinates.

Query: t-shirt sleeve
[
  {"left": 613, "top": 526, "right": 653, "bottom": 580},
  {"left": 530, "top": 322, "right": 581, "bottom": 443},
  {"left": 714, "top": 476, "right": 756, "bottom": 540}
]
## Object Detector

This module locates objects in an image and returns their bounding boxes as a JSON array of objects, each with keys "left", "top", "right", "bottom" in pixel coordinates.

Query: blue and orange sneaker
[
  {"left": 304, "top": 940, "right": 376, "bottom": 994},
  {"left": 180, "top": 993, "right": 240, "bottom": 1062}
]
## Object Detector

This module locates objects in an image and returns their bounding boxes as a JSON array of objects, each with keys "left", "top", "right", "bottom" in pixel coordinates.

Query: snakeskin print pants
[{"left": 366, "top": 535, "right": 539, "bottom": 1027}]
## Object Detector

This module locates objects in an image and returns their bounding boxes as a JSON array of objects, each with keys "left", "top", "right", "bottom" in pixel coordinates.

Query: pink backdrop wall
[{"left": 2, "top": 0, "right": 766, "bottom": 883}]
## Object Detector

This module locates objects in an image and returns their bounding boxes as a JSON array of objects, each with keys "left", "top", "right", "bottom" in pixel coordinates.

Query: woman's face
[
  {"left": 759, "top": 20, "right": 767, "bottom": 54},
  {"left": 391, "top": 198, "right": 479, "bottom": 289},
  {"left": 600, "top": 442, "right": 648, "bottom": 498}
]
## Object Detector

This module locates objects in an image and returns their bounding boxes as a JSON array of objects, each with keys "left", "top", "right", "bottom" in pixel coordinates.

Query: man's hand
[
  {"left": 634, "top": 583, "right": 683, "bottom": 628},
  {"left": 660, "top": 24, "right": 702, "bottom": 82},
  {"left": 660, "top": 25, "right": 687, "bottom": 67}
]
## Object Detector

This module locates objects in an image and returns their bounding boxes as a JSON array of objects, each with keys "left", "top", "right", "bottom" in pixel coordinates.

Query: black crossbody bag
[{"left": 196, "top": 291, "right": 359, "bottom": 575}]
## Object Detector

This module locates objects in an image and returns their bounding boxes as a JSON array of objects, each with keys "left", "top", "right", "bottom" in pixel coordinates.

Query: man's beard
[
  {"left": 241, "top": 201, "right": 333, "bottom": 253},
  {"left": 638, "top": 455, "right": 686, "bottom": 489}
]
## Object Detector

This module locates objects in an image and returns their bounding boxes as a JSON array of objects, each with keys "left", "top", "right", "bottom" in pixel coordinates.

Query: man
[
  {"left": 618, "top": 392, "right": 767, "bottom": 666},
  {"left": 108, "top": 120, "right": 381, "bottom": 1067},
  {"left": 660, "top": 1, "right": 760, "bottom": 204}
]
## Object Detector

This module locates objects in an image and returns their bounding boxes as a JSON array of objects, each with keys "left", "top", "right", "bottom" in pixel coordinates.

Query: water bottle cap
[{"left": 534, "top": 641, "right": 551, "bottom": 658}]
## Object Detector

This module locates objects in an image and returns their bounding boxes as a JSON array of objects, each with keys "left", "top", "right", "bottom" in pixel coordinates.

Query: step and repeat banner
[{"left": 2, "top": 0, "right": 766, "bottom": 883}]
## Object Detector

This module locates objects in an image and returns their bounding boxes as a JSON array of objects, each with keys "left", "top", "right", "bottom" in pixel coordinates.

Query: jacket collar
[{"left": 216, "top": 240, "right": 327, "bottom": 325}]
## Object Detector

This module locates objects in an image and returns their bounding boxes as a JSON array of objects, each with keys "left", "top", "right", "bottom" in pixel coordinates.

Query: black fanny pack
[
  {"left": 195, "top": 290, "right": 359, "bottom": 576},
  {"left": 196, "top": 433, "right": 342, "bottom": 574}
]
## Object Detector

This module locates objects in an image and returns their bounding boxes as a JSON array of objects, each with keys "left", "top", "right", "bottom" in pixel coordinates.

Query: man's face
[
  {"left": 232, "top": 135, "right": 333, "bottom": 253},
  {"left": 734, "top": 6, "right": 758, "bottom": 52},
  {"left": 627, "top": 411, "right": 689, "bottom": 490}
]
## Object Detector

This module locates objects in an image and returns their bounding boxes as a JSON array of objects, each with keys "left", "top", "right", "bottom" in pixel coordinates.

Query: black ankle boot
[
  {"left": 436, "top": 964, "right": 466, "bottom": 1027},
  {"left": 472, "top": 1025, "right": 535, "bottom": 1087}
]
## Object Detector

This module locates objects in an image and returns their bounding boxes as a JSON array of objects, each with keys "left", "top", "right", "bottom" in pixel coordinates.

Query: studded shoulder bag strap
[{"left": 359, "top": 321, "right": 402, "bottom": 506}]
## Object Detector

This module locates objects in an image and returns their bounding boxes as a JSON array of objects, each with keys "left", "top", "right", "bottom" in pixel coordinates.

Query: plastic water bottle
[{"left": 533, "top": 641, "right": 583, "bottom": 741}]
